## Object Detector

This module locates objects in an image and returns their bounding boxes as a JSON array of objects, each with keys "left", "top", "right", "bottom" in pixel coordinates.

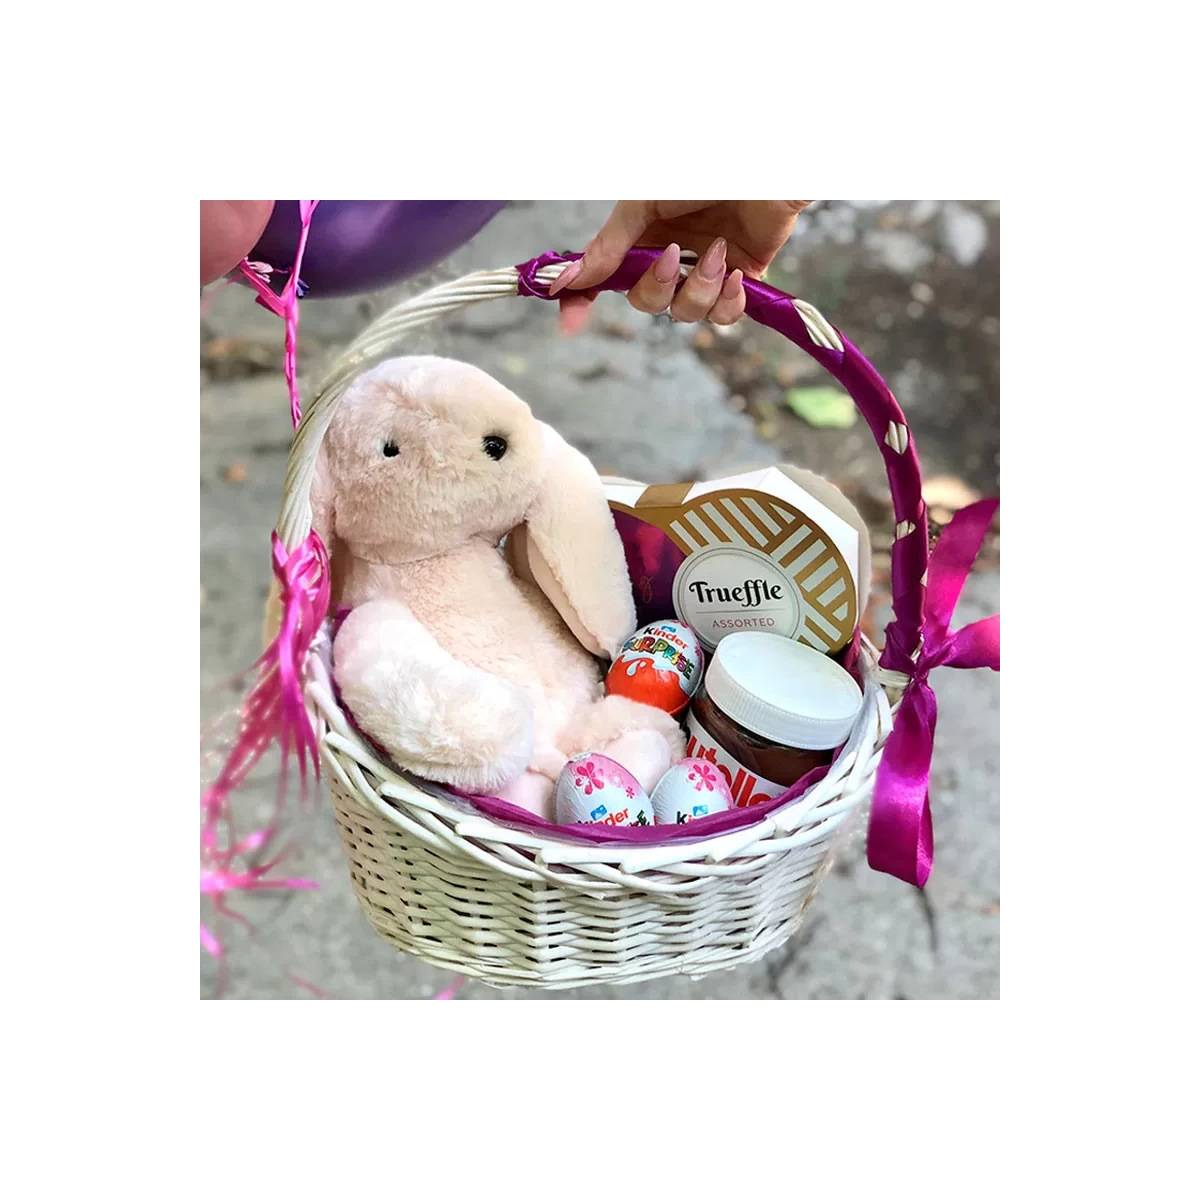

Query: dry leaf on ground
[{"left": 785, "top": 386, "right": 857, "bottom": 429}]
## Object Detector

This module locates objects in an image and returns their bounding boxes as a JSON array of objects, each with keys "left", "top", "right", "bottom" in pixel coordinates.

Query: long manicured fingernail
[
  {"left": 654, "top": 243, "right": 682, "bottom": 284},
  {"left": 699, "top": 237, "right": 727, "bottom": 281},
  {"left": 548, "top": 260, "right": 583, "bottom": 296},
  {"left": 721, "top": 268, "right": 744, "bottom": 299}
]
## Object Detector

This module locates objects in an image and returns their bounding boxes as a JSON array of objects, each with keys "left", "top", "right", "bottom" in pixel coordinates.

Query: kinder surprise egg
[
  {"left": 650, "top": 757, "right": 734, "bottom": 826},
  {"left": 605, "top": 620, "right": 704, "bottom": 716},
  {"left": 554, "top": 753, "right": 654, "bottom": 827}
]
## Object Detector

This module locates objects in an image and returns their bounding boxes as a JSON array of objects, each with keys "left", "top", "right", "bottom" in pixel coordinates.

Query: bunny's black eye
[
  {"left": 482, "top": 435, "right": 508, "bottom": 461},
  {"left": 382, "top": 440, "right": 400, "bottom": 458}
]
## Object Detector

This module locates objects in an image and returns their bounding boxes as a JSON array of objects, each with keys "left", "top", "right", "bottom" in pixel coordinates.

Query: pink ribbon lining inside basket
[{"left": 329, "top": 606, "right": 863, "bottom": 846}]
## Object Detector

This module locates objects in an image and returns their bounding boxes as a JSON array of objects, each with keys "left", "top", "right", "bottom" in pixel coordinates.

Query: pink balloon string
[{"left": 235, "top": 201, "right": 319, "bottom": 427}]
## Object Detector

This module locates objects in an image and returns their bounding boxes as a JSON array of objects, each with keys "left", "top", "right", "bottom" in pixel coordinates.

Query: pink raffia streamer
[
  {"left": 235, "top": 201, "right": 319, "bottom": 427},
  {"left": 434, "top": 975, "right": 467, "bottom": 1000},
  {"left": 866, "top": 499, "right": 1000, "bottom": 887},
  {"left": 200, "top": 530, "right": 330, "bottom": 975}
]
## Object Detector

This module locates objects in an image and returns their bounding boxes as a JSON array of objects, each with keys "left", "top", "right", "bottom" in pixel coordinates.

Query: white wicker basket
[{"left": 279, "top": 250, "right": 918, "bottom": 990}]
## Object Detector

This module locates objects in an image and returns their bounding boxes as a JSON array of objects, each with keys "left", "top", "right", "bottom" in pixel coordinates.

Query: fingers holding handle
[
  {"left": 551, "top": 239, "right": 747, "bottom": 331},
  {"left": 625, "top": 243, "right": 682, "bottom": 314},
  {"left": 668, "top": 238, "right": 727, "bottom": 322}
]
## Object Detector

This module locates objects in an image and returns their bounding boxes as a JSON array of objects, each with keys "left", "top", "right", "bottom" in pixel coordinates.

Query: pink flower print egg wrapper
[
  {"left": 604, "top": 619, "right": 704, "bottom": 717},
  {"left": 650, "top": 757, "right": 734, "bottom": 825},
  {"left": 554, "top": 753, "right": 654, "bottom": 828}
]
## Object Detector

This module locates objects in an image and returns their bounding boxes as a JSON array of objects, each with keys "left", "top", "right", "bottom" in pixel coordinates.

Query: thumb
[
  {"left": 550, "top": 201, "right": 654, "bottom": 295},
  {"left": 200, "top": 200, "right": 274, "bottom": 286}
]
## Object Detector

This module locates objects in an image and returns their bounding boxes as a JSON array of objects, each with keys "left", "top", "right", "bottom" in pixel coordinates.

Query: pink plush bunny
[{"left": 315, "top": 356, "right": 685, "bottom": 820}]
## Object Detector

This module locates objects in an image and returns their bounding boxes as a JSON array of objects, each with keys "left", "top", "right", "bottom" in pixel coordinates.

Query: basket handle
[
  {"left": 514, "top": 248, "right": 929, "bottom": 673},
  {"left": 275, "top": 245, "right": 994, "bottom": 888}
]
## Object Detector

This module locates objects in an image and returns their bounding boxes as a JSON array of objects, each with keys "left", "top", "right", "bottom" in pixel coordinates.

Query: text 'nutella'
[{"left": 685, "top": 632, "right": 864, "bottom": 807}]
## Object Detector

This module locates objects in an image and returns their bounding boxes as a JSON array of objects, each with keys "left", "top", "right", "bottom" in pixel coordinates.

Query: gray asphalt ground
[{"left": 200, "top": 200, "right": 1000, "bottom": 999}]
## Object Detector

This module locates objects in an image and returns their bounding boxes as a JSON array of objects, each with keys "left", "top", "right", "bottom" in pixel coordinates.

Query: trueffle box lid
[{"left": 603, "top": 466, "right": 870, "bottom": 655}]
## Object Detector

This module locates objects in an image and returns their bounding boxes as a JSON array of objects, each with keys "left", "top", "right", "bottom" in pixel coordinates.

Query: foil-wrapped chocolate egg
[
  {"left": 554, "top": 752, "right": 654, "bottom": 827},
  {"left": 650, "top": 757, "right": 734, "bottom": 825},
  {"left": 605, "top": 619, "right": 704, "bottom": 717}
]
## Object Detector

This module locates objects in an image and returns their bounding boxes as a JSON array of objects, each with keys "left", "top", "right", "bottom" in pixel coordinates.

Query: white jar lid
[{"left": 704, "top": 631, "right": 863, "bottom": 750}]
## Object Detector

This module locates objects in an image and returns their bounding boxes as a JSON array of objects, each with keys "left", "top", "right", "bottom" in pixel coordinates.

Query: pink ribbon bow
[{"left": 867, "top": 498, "right": 1000, "bottom": 887}]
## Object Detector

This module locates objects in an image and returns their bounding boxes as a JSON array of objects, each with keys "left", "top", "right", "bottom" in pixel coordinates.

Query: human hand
[
  {"left": 200, "top": 201, "right": 276, "bottom": 287},
  {"left": 549, "top": 201, "right": 812, "bottom": 335}
]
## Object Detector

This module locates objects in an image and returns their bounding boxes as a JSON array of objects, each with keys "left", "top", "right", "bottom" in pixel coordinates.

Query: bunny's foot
[
  {"left": 598, "top": 729, "right": 676, "bottom": 795},
  {"left": 495, "top": 770, "right": 556, "bottom": 821},
  {"left": 563, "top": 694, "right": 685, "bottom": 794}
]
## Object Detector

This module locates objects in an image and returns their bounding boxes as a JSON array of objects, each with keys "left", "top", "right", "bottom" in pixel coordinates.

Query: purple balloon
[{"left": 248, "top": 200, "right": 508, "bottom": 298}]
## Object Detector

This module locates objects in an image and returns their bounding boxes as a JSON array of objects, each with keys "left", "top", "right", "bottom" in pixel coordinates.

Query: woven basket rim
[{"left": 305, "top": 630, "right": 891, "bottom": 874}]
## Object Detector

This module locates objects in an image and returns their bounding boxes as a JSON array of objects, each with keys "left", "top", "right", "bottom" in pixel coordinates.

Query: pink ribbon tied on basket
[
  {"left": 270, "top": 530, "right": 331, "bottom": 776},
  {"left": 867, "top": 498, "right": 1000, "bottom": 888}
]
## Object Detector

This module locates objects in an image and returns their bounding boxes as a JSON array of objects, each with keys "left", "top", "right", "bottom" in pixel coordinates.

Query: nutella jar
[{"left": 685, "top": 631, "right": 863, "bottom": 808}]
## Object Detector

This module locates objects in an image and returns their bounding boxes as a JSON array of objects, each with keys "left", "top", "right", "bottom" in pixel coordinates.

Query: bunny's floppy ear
[
  {"left": 505, "top": 423, "right": 636, "bottom": 660},
  {"left": 261, "top": 446, "right": 343, "bottom": 648}
]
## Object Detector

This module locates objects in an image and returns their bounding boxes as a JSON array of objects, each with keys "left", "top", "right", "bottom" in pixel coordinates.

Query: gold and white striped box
[{"left": 605, "top": 467, "right": 869, "bottom": 655}]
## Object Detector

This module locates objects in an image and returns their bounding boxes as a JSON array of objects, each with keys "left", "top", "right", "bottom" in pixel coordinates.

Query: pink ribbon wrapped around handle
[{"left": 867, "top": 499, "right": 1000, "bottom": 887}]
